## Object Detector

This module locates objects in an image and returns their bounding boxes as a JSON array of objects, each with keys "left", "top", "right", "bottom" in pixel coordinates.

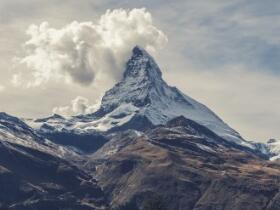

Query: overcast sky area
[{"left": 0, "top": 0, "right": 279, "bottom": 142}]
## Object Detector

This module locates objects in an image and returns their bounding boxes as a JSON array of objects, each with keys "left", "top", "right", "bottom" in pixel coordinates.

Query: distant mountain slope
[
  {"left": 253, "top": 139, "right": 280, "bottom": 160},
  {"left": 266, "top": 139, "right": 280, "bottom": 160}
]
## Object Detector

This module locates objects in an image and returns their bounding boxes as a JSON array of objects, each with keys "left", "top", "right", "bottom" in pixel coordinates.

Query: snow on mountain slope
[
  {"left": 266, "top": 139, "right": 280, "bottom": 160},
  {"left": 26, "top": 46, "right": 253, "bottom": 149},
  {"left": 0, "top": 112, "right": 79, "bottom": 159},
  {"left": 0, "top": 112, "right": 107, "bottom": 209},
  {"left": 250, "top": 139, "right": 280, "bottom": 160}
]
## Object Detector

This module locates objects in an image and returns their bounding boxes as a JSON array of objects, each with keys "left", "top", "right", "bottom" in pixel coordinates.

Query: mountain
[
  {"left": 26, "top": 46, "right": 253, "bottom": 150},
  {"left": 14, "top": 46, "right": 280, "bottom": 210},
  {"left": 0, "top": 112, "right": 107, "bottom": 209}
]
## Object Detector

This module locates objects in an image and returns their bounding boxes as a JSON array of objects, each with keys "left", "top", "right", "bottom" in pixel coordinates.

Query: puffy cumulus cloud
[
  {"left": 52, "top": 96, "right": 100, "bottom": 117},
  {"left": 14, "top": 8, "right": 167, "bottom": 87}
]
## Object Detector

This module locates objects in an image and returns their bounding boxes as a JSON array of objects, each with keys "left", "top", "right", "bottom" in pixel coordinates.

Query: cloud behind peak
[{"left": 14, "top": 8, "right": 167, "bottom": 88}]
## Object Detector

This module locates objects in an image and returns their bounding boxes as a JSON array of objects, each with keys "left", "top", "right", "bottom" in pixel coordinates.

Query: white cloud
[
  {"left": 0, "top": 85, "right": 5, "bottom": 91},
  {"left": 53, "top": 96, "right": 100, "bottom": 117},
  {"left": 14, "top": 8, "right": 167, "bottom": 87}
]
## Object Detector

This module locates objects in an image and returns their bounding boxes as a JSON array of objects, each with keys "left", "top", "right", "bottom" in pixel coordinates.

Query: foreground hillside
[
  {"left": 2, "top": 113, "right": 280, "bottom": 210},
  {"left": 0, "top": 113, "right": 106, "bottom": 210}
]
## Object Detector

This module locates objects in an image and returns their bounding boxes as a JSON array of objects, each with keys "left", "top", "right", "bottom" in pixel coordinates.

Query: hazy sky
[{"left": 0, "top": 0, "right": 279, "bottom": 142}]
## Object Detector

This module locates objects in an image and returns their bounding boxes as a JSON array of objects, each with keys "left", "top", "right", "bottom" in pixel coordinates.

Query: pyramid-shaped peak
[
  {"left": 99, "top": 46, "right": 168, "bottom": 114},
  {"left": 30, "top": 45, "right": 248, "bottom": 150},
  {"left": 124, "top": 46, "right": 162, "bottom": 79},
  {"left": 132, "top": 45, "right": 148, "bottom": 56}
]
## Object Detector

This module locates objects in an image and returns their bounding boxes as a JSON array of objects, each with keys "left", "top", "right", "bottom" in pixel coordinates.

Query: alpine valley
[{"left": 1, "top": 46, "right": 280, "bottom": 210}]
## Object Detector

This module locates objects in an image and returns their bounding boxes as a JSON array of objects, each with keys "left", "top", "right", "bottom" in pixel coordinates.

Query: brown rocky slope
[{"left": 86, "top": 116, "right": 280, "bottom": 210}]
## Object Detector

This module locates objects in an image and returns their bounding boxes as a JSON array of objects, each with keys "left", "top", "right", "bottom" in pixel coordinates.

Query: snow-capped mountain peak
[
  {"left": 123, "top": 46, "right": 162, "bottom": 80},
  {"left": 94, "top": 46, "right": 251, "bottom": 147},
  {"left": 100, "top": 46, "right": 166, "bottom": 113},
  {"left": 27, "top": 46, "right": 253, "bottom": 149}
]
